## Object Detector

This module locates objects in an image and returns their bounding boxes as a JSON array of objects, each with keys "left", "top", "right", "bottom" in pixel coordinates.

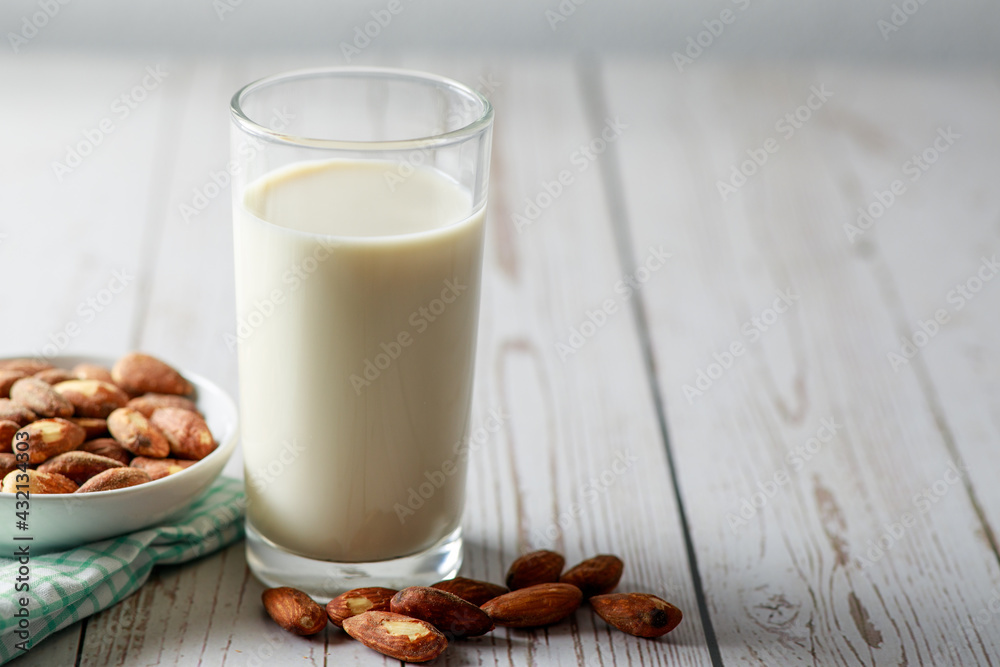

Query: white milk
[{"left": 234, "top": 159, "right": 485, "bottom": 562}]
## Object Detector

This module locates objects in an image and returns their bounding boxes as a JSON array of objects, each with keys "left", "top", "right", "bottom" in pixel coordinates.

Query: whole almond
[
  {"left": 127, "top": 393, "right": 201, "bottom": 418},
  {"left": 79, "top": 438, "right": 131, "bottom": 465},
  {"left": 560, "top": 555, "right": 624, "bottom": 598},
  {"left": 261, "top": 587, "right": 328, "bottom": 635},
  {"left": 326, "top": 587, "right": 396, "bottom": 628},
  {"left": 0, "top": 370, "right": 28, "bottom": 399},
  {"left": 480, "top": 582, "right": 582, "bottom": 628},
  {"left": 38, "top": 451, "right": 125, "bottom": 484},
  {"left": 33, "top": 368, "right": 77, "bottom": 385},
  {"left": 9, "top": 377, "right": 74, "bottom": 418},
  {"left": 431, "top": 577, "right": 508, "bottom": 606},
  {"left": 129, "top": 456, "right": 195, "bottom": 480},
  {"left": 590, "top": 593, "right": 682, "bottom": 638},
  {"left": 0, "top": 359, "right": 53, "bottom": 375},
  {"left": 1, "top": 468, "right": 78, "bottom": 494},
  {"left": 72, "top": 363, "right": 114, "bottom": 384},
  {"left": 391, "top": 586, "right": 494, "bottom": 638},
  {"left": 107, "top": 407, "right": 169, "bottom": 458},
  {"left": 506, "top": 550, "right": 565, "bottom": 590},
  {"left": 150, "top": 408, "right": 216, "bottom": 460},
  {"left": 71, "top": 417, "right": 110, "bottom": 440},
  {"left": 0, "top": 453, "right": 16, "bottom": 479},
  {"left": 53, "top": 379, "right": 129, "bottom": 418},
  {"left": 1, "top": 420, "right": 19, "bottom": 453},
  {"left": 112, "top": 353, "right": 192, "bottom": 396},
  {"left": 342, "top": 611, "right": 448, "bottom": 663},
  {"left": 16, "top": 418, "right": 87, "bottom": 464},
  {"left": 76, "top": 467, "right": 151, "bottom": 493},
  {"left": 0, "top": 399, "right": 38, "bottom": 427}
]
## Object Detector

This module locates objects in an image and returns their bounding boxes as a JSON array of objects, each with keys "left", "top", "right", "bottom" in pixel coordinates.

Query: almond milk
[{"left": 235, "top": 159, "right": 485, "bottom": 562}]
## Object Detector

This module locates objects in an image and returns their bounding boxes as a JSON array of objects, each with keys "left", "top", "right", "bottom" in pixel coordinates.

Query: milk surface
[{"left": 234, "top": 159, "right": 485, "bottom": 562}]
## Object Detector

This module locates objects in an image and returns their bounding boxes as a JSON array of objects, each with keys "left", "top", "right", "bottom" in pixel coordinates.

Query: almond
[
  {"left": 261, "top": 587, "right": 328, "bottom": 635},
  {"left": 33, "top": 368, "right": 77, "bottom": 385},
  {"left": 71, "top": 417, "right": 109, "bottom": 440},
  {"left": 129, "top": 456, "right": 194, "bottom": 480},
  {"left": 112, "top": 353, "right": 192, "bottom": 396},
  {"left": 149, "top": 408, "right": 216, "bottom": 460},
  {"left": 9, "top": 377, "right": 73, "bottom": 418},
  {"left": 480, "top": 582, "right": 582, "bottom": 628},
  {"left": 506, "top": 549, "right": 565, "bottom": 590},
  {"left": 589, "top": 593, "right": 682, "bottom": 638},
  {"left": 79, "top": 438, "right": 131, "bottom": 465},
  {"left": 431, "top": 577, "right": 508, "bottom": 606},
  {"left": 72, "top": 363, "right": 114, "bottom": 384},
  {"left": 38, "top": 451, "right": 125, "bottom": 485},
  {"left": 391, "top": 586, "right": 494, "bottom": 638},
  {"left": 127, "top": 393, "right": 201, "bottom": 418},
  {"left": 0, "top": 420, "right": 19, "bottom": 454},
  {"left": 326, "top": 587, "right": 396, "bottom": 628},
  {"left": 0, "top": 359, "right": 53, "bottom": 375},
  {"left": 76, "top": 467, "right": 151, "bottom": 493},
  {"left": 0, "top": 370, "right": 28, "bottom": 399},
  {"left": 559, "top": 555, "right": 624, "bottom": 598},
  {"left": 16, "top": 418, "right": 87, "bottom": 464},
  {"left": 342, "top": 611, "right": 448, "bottom": 663},
  {"left": 0, "top": 453, "right": 17, "bottom": 479},
  {"left": 107, "top": 407, "right": 169, "bottom": 458},
  {"left": 0, "top": 399, "right": 38, "bottom": 427},
  {"left": 1, "top": 468, "right": 78, "bottom": 494},
  {"left": 53, "top": 380, "right": 129, "bottom": 418}
]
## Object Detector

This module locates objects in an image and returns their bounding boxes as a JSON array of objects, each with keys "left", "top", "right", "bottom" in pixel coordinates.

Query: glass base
[{"left": 245, "top": 521, "right": 463, "bottom": 602}]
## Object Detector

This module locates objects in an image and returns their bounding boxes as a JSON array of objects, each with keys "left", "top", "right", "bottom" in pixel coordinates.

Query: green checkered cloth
[{"left": 0, "top": 476, "right": 245, "bottom": 664}]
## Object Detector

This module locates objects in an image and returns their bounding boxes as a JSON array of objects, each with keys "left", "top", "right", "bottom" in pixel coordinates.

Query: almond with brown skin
[
  {"left": 107, "top": 407, "right": 169, "bottom": 458},
  {"left": 76, "top": 467, "right": 151, "bottom": 493},
  {"left": 589, "top": 593, "right": 683, "bottom": 638},
  {"left": 150, "top": 408, "right": 216, "bottom": 460},
  {"left": 79, "top": 438, "right": 131, "bottom": 465},
  {"left": 559, "top": 555, "right": 624, "bottom": 598},
  {"left": 127, "top": 393, "right": 201, "bottom": 418},
  {"left": 0, "top": 453, "right": 16, "bottom": 479},
  {"left": 261, "top": 587, "right": 328, "bottom": 635},
  {"left": 0, "top": 420, "right": 19, "bottom": 453},
  {"left": 0, "top": 370, "right": 28, "bottom": 399},
  {"left": 391, "top": 586, "right": 494, "bottom": 638},
  {"left": 33, "top": 368, "right": 77, "bottom": 385},
  {"left": 71, "top": 417, "right": 109, "bottom": 440},
  {"left": 0, "top": 359, "right": 53, "bottom": 375},
  {"left": 506, "top": 549, "right": 565, "bottom": 590},
  {"left": 16, "top": 418, "right": 87, "bottom": 464},
  {"left": 326, "top": 587, "right": 396, "bottom": 628},
  {"left": 53, "top": 380, "right": 129, "bottom": 418},
  {"left": 431, "top": 577, "right": 508, "bottom": 606},
  {"left": 480, "top": 582, "right": 582, "bottom": 628},
  {"left": 342, "top": 611, "right": 448, "bottom": 663},
  {"left": 9, "top": 377, "right": 73, "bottom": 418},
  {"left": 0, "top": 399, "right": 38, "bottom": 427},
  {"left": 112, "top": 353, "right": 192, "bottom": 396},
  {"left": 38, "top": 451, "right": 125, "bottom": 485},
  {"left": 129, "top": 456, "right": 195, "bottom": 480},
  {"left": 1, "top": 468, "right": 78, "bottom": 494},
  {"left": 72, "top": 363, "right": 114, "bottom": 384}
]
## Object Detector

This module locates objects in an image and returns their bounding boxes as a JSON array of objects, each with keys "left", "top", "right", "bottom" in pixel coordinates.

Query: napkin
[{"left": 0, "top": 476, "right": 245, "bottom": 664}]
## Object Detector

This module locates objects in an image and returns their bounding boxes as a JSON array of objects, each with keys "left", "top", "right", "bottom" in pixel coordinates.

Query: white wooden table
[{"left": 3, "top": 53, "right": 999, "bottom": 666}]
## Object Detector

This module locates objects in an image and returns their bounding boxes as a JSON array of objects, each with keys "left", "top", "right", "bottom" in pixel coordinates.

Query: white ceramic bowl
[{"left": 0, "top": 354, "right": 239, "bottom": 554}]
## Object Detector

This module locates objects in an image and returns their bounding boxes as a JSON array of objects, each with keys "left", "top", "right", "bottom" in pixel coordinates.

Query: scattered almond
[
  {"left": 0, "top": 453, "right": 17, "bottom": 479},
  {"left": 559, "top": 555, "right": 624, "bottom": 598},
  {"left": 9, "top": 377, "right": 73, "bottom": 418},
  {"left": 0, "top": 420, "right": 19, "bottom": 453},
  {"left": 480, "top": 582, "right": 582, "bottom": 628},
  {"left": 506, "top": 549, "right": 565, "bottom": 590},
  {"left": 0, "top": 399, "right": 38, "bottom": 427},
  {"left": 590, "top": 593, "right": 682, "bottom": 638},
  {"left": 431, "top": 576, "right": 508, "bottom": 606},
  {"left": 149, "top": 408, "right": 216, "bottom": 460},
  {"left": 76, "top": 467, "right": 151, "bottom": 493},
  {"left": 16, "top": 418, "right": 87, "bottom": 464},
  {"left": 53, "top": 379, "right": 129, "bottom": 418},
  {"left": 107, "top": 407, "right": 169, "bottom": 458},
  {"left": 0, "top": 370, "right": 28, "bottom": 399},
  {"left": 79, "top": 438, "right": 132, "bottom": 465},
  {"left": 71, "top": 417, "right": 110, "bottom": 440},
  {"left": 127, "top": 393, "right": 201, "bottom": 418},
  {"left": 112, "top": 353, "right": 192, "bottom": 396},
  {"left": 1, "top": 468, "right": 78, "bottom": 494},
  {"left": 261, "top": 587, "right": 328, "bottom": 636},
  {"left": 342, "top": 611, "right": 448, "bottom": 663},
  {"left": 0, "top": 359, "right": 53, "bottom": 375},
  {"left": 38, "top": 451, "right": 125, "bottom": 485},
  {"left": 326, "top": 587, "right": 397, "bottom": 628},
  {"left": 72, "top": 363, "right": 114, "bottom": 384},
  {"left": 391, "top": 586, "right": 494, "bottom": 638},
  {"left": 129, "top": 456, "right": 194, "bottom": 480},
  {"left": 33, "top": 368, "right": 77, "bottom": 385}
]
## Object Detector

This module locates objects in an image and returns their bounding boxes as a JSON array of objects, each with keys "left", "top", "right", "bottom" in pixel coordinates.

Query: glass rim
[{"left": 230, "top": 66, "right": 494, "bottom": 151}]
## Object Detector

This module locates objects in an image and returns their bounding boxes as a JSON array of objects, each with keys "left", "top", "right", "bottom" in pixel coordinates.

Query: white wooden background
[{"left": 2, "top": 53, "right": 999, "bottom": 666}]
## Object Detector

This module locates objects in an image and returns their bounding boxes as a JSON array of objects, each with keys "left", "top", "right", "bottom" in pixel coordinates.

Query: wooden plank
[{"left": 600, "top": 57, "right": 1000, "bottom": 664}]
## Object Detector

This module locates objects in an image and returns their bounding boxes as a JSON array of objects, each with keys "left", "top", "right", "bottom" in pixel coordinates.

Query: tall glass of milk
[{"left": 230, "top": 68, "right": 493, "bottom": 598}]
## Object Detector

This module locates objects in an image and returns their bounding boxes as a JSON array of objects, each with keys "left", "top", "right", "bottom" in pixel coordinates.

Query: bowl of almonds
[{"left": 0, "top": 352, "right": 238, "bottom": 553}]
